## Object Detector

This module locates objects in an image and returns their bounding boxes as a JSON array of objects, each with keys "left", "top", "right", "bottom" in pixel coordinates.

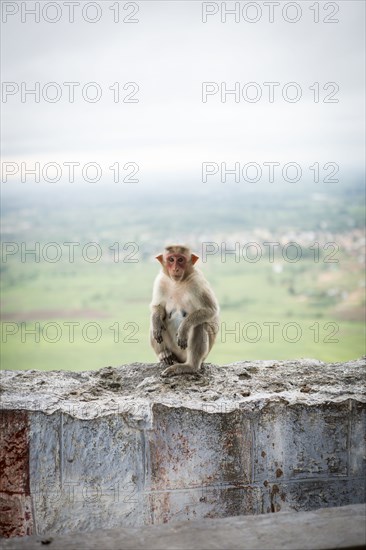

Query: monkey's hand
[
  {"left": 152, "top": 318, "right": 165, "bottom": 344},
  {"left": 177, "top": 326, "right": 188, "bottom": 350}
]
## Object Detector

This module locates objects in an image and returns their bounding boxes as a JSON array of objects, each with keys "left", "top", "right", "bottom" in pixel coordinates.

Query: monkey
[{"left": 150, "top": 245, "right": 219, "bottom": 377}]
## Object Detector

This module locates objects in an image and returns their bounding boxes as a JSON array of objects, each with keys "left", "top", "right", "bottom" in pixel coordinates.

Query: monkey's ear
[
  {"left": 191, "top": 253, "right": 199, "bottom": 265},
  {"left": 155, "top": 254, "right": 164, "bottom": 265}
]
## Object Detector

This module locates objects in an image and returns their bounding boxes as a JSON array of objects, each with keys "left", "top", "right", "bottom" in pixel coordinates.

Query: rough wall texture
[
  {"left": 0, "top": 412, "right": 33, "bottom": 537},
  {"left": 0, "top": 358, "right": 365, "bottom": 537}
]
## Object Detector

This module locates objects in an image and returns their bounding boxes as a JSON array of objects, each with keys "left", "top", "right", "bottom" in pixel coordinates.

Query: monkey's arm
[
  {"left": 150, "top": 274, "right": 169, "bottom": 344},
  {"left": 177, "top": 293, "right": 219, "bottom": 350},
  {"left": 151, "top": 304, "right": 166, "bottom": 344}
]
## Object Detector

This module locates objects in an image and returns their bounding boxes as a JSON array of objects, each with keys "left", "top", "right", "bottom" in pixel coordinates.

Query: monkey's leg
[
  {"left": 159, "top": 350, "right": 181, "bottom": 366},
  {"left": 161, "top": 324, "right": 209, "bottom": 377},
  {"left": 150, "top": 332, "right": 184, "bottom": 366}
]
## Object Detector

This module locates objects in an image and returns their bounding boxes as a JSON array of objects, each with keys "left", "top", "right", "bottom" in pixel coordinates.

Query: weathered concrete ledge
[
  {"left": 1, "top": 504, "right": 365, "bottom": 550},
  {"left": 0, "top": 358, "right": 365, "bottom": 538}
]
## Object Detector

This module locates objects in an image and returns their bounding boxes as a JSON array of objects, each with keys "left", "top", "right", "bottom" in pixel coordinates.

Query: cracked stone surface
[{"left": 1, "top": 358, "right": 365, "bottom": 423}]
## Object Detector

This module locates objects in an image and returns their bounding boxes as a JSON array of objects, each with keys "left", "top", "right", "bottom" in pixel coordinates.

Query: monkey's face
[{"left": 165, "top": 253, "right": 188, "bottom": 282}]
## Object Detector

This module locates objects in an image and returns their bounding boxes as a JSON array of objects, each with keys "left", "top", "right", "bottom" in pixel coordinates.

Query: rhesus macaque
[{"left": 150, "top": 245, "right": 219, "bottom": 377}]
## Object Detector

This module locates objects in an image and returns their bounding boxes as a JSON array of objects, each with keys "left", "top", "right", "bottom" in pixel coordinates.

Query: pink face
[{"left": 165, "top": 253, "right": 188, "bottom": 280}]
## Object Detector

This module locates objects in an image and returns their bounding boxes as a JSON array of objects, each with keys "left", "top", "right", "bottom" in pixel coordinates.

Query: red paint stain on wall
[{"left": 0, "top": 411, "right": 34, "bottom": 537}]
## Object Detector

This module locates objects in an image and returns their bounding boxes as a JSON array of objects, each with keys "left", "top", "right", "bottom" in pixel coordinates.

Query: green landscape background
[{"left": 1, "top": 180, "right": 365, "bottom": 371}]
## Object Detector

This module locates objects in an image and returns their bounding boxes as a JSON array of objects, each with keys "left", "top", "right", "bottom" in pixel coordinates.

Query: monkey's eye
[
  {"left": 178, "top": 258, "right": 184, "bottom": 263},
  {"left": 168, "top": 257, "right": 174, "bottom": 262}
]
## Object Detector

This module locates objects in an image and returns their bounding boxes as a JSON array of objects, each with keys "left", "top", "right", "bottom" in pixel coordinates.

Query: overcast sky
[{"left": 1, "top": 1, "right": 365, "bottom": 187}]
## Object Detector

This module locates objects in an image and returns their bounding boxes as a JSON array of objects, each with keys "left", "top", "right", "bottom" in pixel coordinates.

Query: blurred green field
[
  {"left": 1, "top": 253, "right": 364, "bottom": 371},
  {"left": 1, "top": 182, "right": 365, "bottom": 371}
]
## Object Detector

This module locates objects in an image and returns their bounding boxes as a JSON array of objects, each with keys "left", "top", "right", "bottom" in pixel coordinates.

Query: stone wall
[{"left": 0, "top": 358, "right": 365, "bottom": 537}]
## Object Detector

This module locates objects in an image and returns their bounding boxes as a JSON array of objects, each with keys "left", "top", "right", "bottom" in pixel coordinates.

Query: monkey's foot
[
  {"left": 161, "top": 363, "right": 199, "bottom": 377},
  {"left": 158, "top": 351, "right": 180, "bottom": 366}
]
